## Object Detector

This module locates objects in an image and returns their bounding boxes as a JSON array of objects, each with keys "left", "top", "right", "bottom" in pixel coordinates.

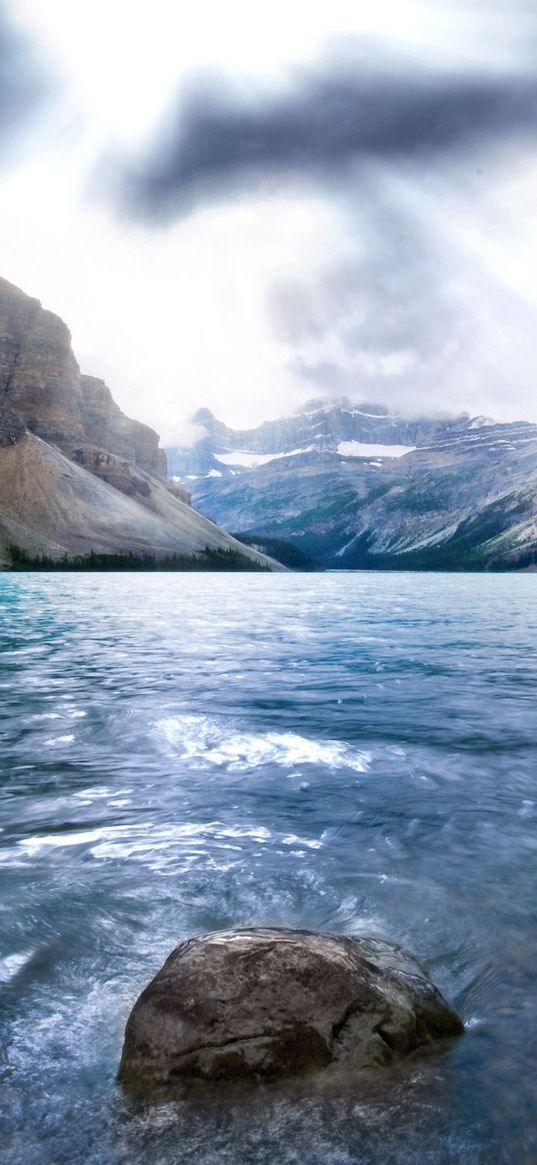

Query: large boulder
[{"left": 118, "top": 927, "right": 463, "bottom": 1090}]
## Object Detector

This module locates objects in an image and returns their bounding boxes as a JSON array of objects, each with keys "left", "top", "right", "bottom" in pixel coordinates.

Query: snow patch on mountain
[
  {"left": 337, "top": 441, "right": 415, "bottom": 459},
  {"left": 215, "top": 447, "right": 315, "bottom": 468},
  {"left": 335, "top": 532, "right": 364, "bottom": 558}
]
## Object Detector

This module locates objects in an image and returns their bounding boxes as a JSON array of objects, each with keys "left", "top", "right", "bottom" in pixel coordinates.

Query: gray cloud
[
  {"left": 279, "top": 262, "right": 537, "bottom": 421},
  {"left": 0, "top": 4, "right": 50, "bottom": 151},
  {"left": 120, "top": 60, "right": 537, "bottom": 220},
  {"left": 114, "top": 41, "right": 537, "bottom": 422},
  {"left": 269, "top": 191, "right": 459, "bottom": 409},
  {"left": 267, "top": 158, "right": 537, "bottom": 421},
  {"left": 270, "top": 193, "right": 454, "bottom": 357}
]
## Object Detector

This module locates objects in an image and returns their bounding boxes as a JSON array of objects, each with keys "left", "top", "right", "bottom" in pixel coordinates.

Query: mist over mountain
[{"left": 166, "top": 399, "right": 537, "bottom": 570}]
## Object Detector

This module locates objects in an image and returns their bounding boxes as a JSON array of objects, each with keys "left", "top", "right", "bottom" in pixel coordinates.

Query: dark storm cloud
[
  {"left": 109, "top": 18, "right": 537, "bottom": 421},
  {"left": 0, "top": 4, "right": 50, "bottom": 150},
  {"left": 121, "top": 61, "right": 537, "bottom": 219}
]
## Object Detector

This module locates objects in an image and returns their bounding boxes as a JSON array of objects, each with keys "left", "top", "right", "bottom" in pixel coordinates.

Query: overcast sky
[{"left": 2, "top": 0, "right": 537, "bottom": 441}]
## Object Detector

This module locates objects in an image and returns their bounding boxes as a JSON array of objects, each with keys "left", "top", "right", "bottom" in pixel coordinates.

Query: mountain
[
  {"left": 165, "top": 400, "right": 537, "bottom": 570},
  {"left": 0, "top": 277, "right": 277, "bottom": 570}
]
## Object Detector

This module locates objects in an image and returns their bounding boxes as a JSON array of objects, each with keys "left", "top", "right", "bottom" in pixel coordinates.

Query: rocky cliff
[
  {"left": 0, "top": 276, "right": 277, "bottom": 569},
  {"left": 0, "top": 277, "right": 165, "bottom": 481},
  {"left": 166, "top": 401, "right": 537, "bottom": 570}
]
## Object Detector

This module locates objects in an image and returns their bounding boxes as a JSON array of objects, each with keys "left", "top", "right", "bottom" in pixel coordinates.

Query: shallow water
[{"left": 1, "top": 571, "right": 536, "bottom": 1164}]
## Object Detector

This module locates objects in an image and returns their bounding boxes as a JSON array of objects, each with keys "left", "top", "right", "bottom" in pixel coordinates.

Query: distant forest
[{"left": 8, "top": 546, "right": 271, "bottom": 572}]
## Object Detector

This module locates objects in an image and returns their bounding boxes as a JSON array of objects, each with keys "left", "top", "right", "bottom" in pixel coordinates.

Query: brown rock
[
  {"left": 0, "top": 276, "right": 83, "bottom": 447},
  {"left": 0, "top": 275, "right": 279, "bottom": 568},
  {"left": 79, "top": 375, "right": 165, "bottom": 479},
  {"left": 118, "top": 927, "right": 463, "bottom": 1091},
  {"left": 0, "top": 276, "right": 165, "bottom": 480}
]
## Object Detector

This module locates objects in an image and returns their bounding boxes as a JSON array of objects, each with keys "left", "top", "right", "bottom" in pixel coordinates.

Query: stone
[{"left": 118, "top": 927, "right": 463, "bottom": 1090}]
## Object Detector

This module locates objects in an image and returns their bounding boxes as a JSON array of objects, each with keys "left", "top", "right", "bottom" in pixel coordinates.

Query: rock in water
[{"left": 118, "top": 927, "right": 463, "bottom": 1089}]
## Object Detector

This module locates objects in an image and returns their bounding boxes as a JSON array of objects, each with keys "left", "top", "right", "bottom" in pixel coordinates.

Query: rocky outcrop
[
  {"left": 166, "top": 480, "right": 192, "bottom": 505},
  {"left": 0, "top": 275, "right": 278, "bottom": 568},
  {"left": 0, "top": 276, "right": 84, "bottom": 448},
  {"left": 118, "top": 927, "right": 463, "bottom": 1090},
  {"left": 0, "top": 276, "right": 165, "bottom": 482},
  {"left": 0, "top": 394, "right": 25, "bottom": 448},
  {"left": 70, "top": 446, "right": 151, "bottom": 499},
  {"left": 78, "top": 375, "right": 166, "bottom": 479}
]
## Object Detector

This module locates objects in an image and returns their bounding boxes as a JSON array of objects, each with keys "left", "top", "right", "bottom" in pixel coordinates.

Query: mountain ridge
[{"left": 165, "top": 400, "right": 537, "bottom": 570}]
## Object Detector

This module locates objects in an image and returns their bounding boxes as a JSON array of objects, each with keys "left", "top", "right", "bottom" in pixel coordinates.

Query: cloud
[
  {"left": 119, "top": 57, "right": 537, "bottom": 221},
  {"left": 266, "top": 153, "right": 537, "bottom": 421},
  {"left": 94, "top": 28, "right": 537, "bottom": 424},
  {"left": 0, "top": 4, "right": 50, "bottom": 154},
  {"left": 3, "top": 0, "right": 537, "bottom": 430}
]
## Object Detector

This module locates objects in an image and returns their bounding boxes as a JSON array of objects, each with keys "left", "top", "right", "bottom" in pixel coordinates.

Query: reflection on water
[{"left": 1, "top": 571, "right": 536, "bottom": 1164}]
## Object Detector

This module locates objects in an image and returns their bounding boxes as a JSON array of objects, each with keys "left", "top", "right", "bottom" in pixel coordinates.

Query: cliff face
[
  {"left": 78, "top": 375, "right": 167, "bottom": 479},
  {"left": 0, "top": 275, "right": 278, "bottom": 569},
  {"left": 0, "top": 276, "right": 166, "bottom": 483},
  {"left": 0, "top": 278, "right": 83, "bottom": 447}
]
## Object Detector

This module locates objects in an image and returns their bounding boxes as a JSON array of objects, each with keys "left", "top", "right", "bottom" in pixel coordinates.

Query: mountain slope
[
  {"left": 166, "top": 401, "right": 537, "bottom": 570},
  {"left": 0, "top": 434, "right": 279, "bottom": 566},
  {"left": 166, "top": 401, "right": 461, "bottom": 479},
  {"left": 0, "top": 276, "right": 277, "bottom": 570}
]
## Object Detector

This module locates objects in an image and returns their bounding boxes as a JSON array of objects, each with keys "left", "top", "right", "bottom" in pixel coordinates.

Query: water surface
[{"left": 1, "top": 572, "right": 536, "bottom": 1164}]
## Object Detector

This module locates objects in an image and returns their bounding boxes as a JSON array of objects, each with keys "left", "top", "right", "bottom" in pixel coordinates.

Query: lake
[{"left": 1, "top": 572, "right": 536, "bottom": 1164}]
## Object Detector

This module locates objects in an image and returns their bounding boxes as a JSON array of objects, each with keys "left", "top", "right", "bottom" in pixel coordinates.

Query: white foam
[
  {"left": 19, "top": 828, "right": 107, "bottom": 855},
  {"left": 157, "top": 715, "right": 370, "bottom": 773},
  {"left": 73, "top": 786, "right": 111, "bottom": 800},
  {"left": 281, "top": 834, "right": 323, "bottom": 850},
  {"left": 8, "top": 817, "right": 325, "bottom": 870},
  {"left": 0, "top": 949, "right": 36, "bottom": 982},
  {"left": 27, "top": 709, "right": 85, "bottom": 724}
]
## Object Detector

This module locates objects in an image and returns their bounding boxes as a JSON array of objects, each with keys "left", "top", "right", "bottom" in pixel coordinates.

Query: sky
[{"left": 1, "top": 0, "right": 537, "bottom": 442}]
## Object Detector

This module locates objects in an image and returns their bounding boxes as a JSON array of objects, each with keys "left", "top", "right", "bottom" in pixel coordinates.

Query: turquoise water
[{"left": 1, "top": 572, "right": 536, "bottom": 1164}]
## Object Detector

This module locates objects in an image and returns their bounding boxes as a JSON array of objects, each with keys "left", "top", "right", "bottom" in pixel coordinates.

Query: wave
[
  {"left": 157, "top": 714, "right": 370, "bottom": 774},
  {"left": 1, "top": 818, "right": 325, "bottom": 871}
]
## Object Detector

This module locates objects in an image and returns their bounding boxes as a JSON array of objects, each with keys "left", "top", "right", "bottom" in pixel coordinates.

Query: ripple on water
[
  {"left": 2, "top": 819, "right": 324, "bottom": 875},
  {"left": 1, "top": 572, "right": 536, "bottom": 1165}
]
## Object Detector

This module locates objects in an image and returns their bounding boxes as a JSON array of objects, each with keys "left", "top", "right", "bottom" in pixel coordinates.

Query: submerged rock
[{"left": 118, "top": 927, "right": 463, "bottom": 1090}]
